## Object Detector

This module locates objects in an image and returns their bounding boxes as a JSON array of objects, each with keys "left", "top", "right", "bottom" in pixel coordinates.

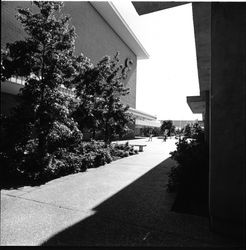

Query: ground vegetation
[{"left": 168, "top": 123, "right": 209, "bottom": 216}]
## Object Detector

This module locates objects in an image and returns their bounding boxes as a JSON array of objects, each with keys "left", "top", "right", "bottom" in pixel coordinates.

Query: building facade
[{"left": 1, "top": 1, "right": 160, "bottom": 132}]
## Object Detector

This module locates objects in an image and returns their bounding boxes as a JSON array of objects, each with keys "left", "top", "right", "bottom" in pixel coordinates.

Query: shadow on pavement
[
  {"left": 41, "top": 157, "right": 179, "bottom": 246},
  {"left": 41, "top": 156, "right": 242, "bottom": 247}
]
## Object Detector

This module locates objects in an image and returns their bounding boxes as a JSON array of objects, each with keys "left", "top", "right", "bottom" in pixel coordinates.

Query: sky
[{"left": 115, "top": 1, "right": 203, "bottom": 121}]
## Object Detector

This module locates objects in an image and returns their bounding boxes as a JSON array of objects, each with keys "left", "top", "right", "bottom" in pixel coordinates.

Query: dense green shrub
[
  {"left": 168, "top": 123, "right": 209, "bottom": 201},
  {"left": 109, "top": 142, "right": 138, "bottom": 159},
  {"left": 42, "top": 152, "right": 85, "bottom": 181},
  {"left": 0, "top": 137, "right": 142, "bottom": 188},
  {"left": 129, "top": 147, "right": 138, "bottom": 155},
  {"left": 113, "top": 142, "right": 135, "bottom": 152},
  {"left": 80, "top": 153, "right": 95, "bottom": 169},
  {"left": 39, "top": 140, "right": 137, "bottom": 180},
  {"left": 0, "top": 138, "right": 44, "bottom": 184},
  {"left": 0, "top": 118, "right": 84, "bottom": 185},
  {"left": 93, "top": 148, "right": 113, "bottom": 167},
  {"left": 114, "top": 142, "right": 130, "bottom": 151}
]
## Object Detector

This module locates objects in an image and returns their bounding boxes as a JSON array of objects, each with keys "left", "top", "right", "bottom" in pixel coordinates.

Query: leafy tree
[
  {"left": 140, "top": 126, "right": 160, "bottom": 137},
  {"left": 161, "top": 120, "right": 174, "bottom": 136},
  {"left": 1, "top": 1, "right": 84, "bottom": 176},
  {"left": 183, "top": 123, "right": 192, "bottom": 138},
  {"left": 74, "top": 52, "right": 133, "bottom": 144},
  {"left": 182, "top": 122, "right": 204, "bottom": 140}
]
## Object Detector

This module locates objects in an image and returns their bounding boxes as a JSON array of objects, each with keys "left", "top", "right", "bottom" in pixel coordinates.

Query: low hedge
[{"left": 0, "top": 140, "right": 139, "bottom": 188}]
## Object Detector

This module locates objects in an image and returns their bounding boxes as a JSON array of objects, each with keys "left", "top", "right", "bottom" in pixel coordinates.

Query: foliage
[
  {"left": 0, "top": 137, "right": 142, "bottom": 188},
  {"left": 120, "top": 128, "right": 135, "bottom": 140},
  {"left": 174, "top": 128, "right": 183, "bottom": 138},
  {"left": 181, "top": 122, "right": 204, "bottom": 139},
  {"left": 0, "top": 1, "right": 138, "bottom": 187},
  {"left": 160, "top": 120, "right": 175, "bottom": 136},
  {"left": 74, "top": 52, "right": 134, "bottom": 144},
  {"left": 0, "top": 1, "right": 85, "bottom": 183},
  {"left": 139, "top": 127, "right": 161, "bottom": 137},
  {"left": 42, "top": 149, "right": 86, "bottom": 181},
  {"left": 113, "top": 141, "right": 131, "bottom": 151},
  {"left": 140, "top": 127, "right": 151, "bottom": 137},
  {"left": 110, "top": 142, "right": 138, "bottom": 159},
  {"left": 168, "top": 123, "right": 209, "bottom": 201},
  {"left": 183, "top": 123, "right": 192, "bottom": 138},
  {"left": 75, "top": 140, "right": 113, "bottom": 168},
  {"left": 151, "top": 127, "right": 162, "bottom": 136}
]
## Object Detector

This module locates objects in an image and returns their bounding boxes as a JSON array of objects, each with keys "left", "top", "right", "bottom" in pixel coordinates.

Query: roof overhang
[
  {"left": 132, "top": 2, "right": 189, "bottom": 15},
  {"left": 90, "top": 1, "right": 149, "bottom": 59},
  {"left": 187, "top": 95, "right": 205, "bottom": 114},
  {"left": 128, "top": 107, "right": 157, "bottom": 120},
  {"left": 192, "top": 3, "right": 211, "bottom": 92}
]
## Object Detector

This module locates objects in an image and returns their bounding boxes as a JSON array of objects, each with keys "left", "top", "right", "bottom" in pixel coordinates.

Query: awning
[{"left": 187, "top": 95, "right": 205, "bottom": 114}]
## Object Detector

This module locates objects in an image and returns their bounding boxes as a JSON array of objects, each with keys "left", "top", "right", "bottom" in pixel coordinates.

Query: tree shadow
[{"left": 41, "top": 157, "right": 179, "bottom": 246}]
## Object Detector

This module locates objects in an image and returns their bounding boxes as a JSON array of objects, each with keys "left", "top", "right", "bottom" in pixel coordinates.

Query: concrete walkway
[{"left": 0, "top": 138, "right": 241, "bottom": 246}]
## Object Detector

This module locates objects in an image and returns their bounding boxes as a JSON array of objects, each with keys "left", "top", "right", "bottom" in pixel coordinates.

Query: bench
[{"left": 130, "top": 144, "right": 147, "bottom": 152}]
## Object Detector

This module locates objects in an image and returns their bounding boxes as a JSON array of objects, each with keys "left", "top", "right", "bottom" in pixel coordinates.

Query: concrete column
[
  {"left": 201, "top": 90, "right": 210, "bottom": 144},
  {"left": 209, "top": 3, "right": 246, "bottom": 239},
  {"left": 204, "top": 91, "right": 209, "bottom": 144}
]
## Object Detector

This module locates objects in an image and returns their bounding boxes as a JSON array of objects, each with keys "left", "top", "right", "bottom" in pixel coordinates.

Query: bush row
[
  {"left": 167, "top": 123, "right": 209, "bottom": 201},
  {"left": 0, "top": 140, "right": 139, "bottom": 188}
]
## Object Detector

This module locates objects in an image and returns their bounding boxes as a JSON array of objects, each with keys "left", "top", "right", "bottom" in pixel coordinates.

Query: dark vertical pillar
[
  {"left": 205, "top": 91, "right": 209, "bottom": 144},
  {"left": 202, "top": 90, "right": 210, "bottom": 144},
  {"left": 209, "top": 3, "right": 246, "bottom": 240}
]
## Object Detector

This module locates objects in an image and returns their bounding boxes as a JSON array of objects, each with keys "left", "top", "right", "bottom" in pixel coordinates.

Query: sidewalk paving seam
[{"left": 2, "top": 193, "right": 90, "bottom": 214}]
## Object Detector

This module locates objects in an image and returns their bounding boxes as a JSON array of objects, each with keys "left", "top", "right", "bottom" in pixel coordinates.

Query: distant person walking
[
  {"left": 163, "top": 134, "right": 167, "bottom": 142},
  {"left": 148, "top": 132, "right": 153, "bottom": 141},
  {"left": 163, "top": 129, "right": 168, "bottom": 142}
]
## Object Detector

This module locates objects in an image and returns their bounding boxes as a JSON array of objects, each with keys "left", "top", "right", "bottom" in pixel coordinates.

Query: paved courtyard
[{"left": 0, "top": 138, "right": 241, "bottom": 246}]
